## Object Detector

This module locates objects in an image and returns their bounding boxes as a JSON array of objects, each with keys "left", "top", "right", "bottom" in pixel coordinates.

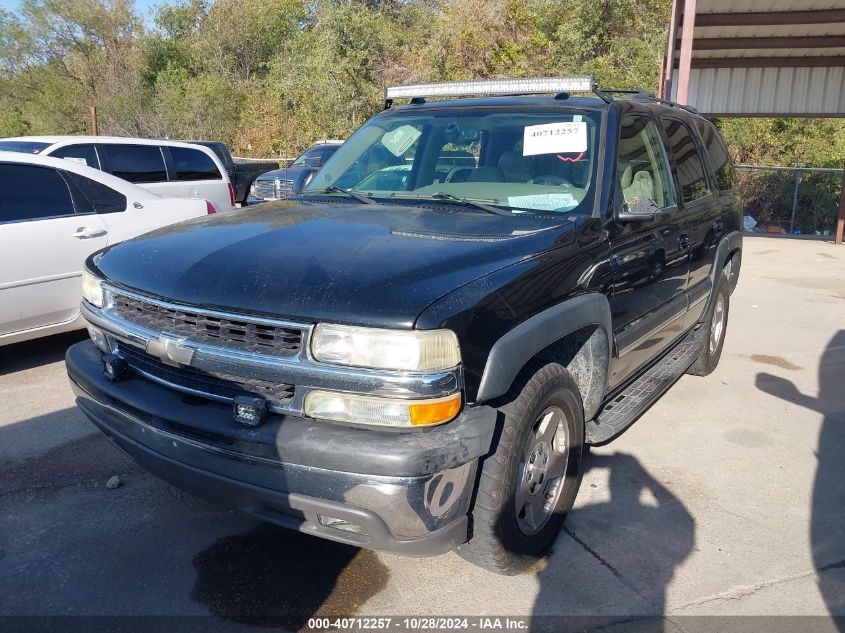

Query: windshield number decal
[{"left": 523, "top": 122, "right": 587, "bottom": 156}]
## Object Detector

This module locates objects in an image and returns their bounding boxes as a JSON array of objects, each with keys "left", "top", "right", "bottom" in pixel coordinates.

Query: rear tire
[
  {"left": 687, "top": 271, "right": 730, "bottom": 376},
  {"left": 458, "top": 363, "right": 585, "bottom": 575}
]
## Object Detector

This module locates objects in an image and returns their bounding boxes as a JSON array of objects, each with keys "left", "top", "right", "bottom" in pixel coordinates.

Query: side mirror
[{"left": 618, "top": 197, "right": 663, "bottom": 224}]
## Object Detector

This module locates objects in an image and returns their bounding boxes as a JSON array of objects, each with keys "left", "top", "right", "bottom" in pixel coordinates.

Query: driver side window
[{"left": 617, "top": 115, "right": 675, "bottom": 210}]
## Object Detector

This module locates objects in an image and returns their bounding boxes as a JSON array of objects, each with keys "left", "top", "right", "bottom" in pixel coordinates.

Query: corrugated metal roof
[
  {"left": 675, "top": 66, "right": 845, "bottom": 115},
  {"left": 693, "top": 23, "right": 845, "bottom": 38},
  {"left": 667, "top": 0, "right": 845, "bottom": 115},
  {"left": 694, "top": 48, "right": 845, "bottom": 59},
  {"left": 697, "top": 0, "right": 843, "bottom": 13}
]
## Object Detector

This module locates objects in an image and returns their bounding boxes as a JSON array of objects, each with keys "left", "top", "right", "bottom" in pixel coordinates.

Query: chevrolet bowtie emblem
[{"left": 146, "top": 334, "right": 195, "bottom": 367}]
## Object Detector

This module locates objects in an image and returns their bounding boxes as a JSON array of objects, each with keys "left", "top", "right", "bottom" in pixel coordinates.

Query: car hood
[
  {"left": 90, "top": 201, "right": 577, "bottom": 328},
  {"left": 256, "top": 166, "right": 309, "bottom": 180}
]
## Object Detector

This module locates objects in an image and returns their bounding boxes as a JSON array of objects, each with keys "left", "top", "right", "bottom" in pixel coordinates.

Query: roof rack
[
  {"left": 604, "top": 88, "right": 699, "bottom": 114},
  {"left": 383, "top": 76, "right": 600, "bottom": 108}
]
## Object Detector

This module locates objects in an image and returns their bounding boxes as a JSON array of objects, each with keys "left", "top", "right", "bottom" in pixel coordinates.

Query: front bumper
[{"left": 67, "top": 341, "right": 497, "bottom": 556}]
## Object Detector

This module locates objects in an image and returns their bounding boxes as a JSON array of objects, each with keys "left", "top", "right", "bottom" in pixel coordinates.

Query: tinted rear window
[
  {"left": 660, "top": 118, "right": 709, "bottom": 204},
  {"left": 695, "top": 120, "right": 736, "bottom": 193},
  {"left": 170, "top": 146, "right": 222, "bottom": 181},
  {"left": 64, "top": 171, "right": 127, "bottom": 214},
  {"left": 0, "top": 141, "right": 51, "bottom": 154},
  {"left": 104, "top": 144, "right": 167, "bottom": 183},
  {"left": 0, "top": 163, "right": 75, "bottom": 222}
]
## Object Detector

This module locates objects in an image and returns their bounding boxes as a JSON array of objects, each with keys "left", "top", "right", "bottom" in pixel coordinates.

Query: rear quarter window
[
  {"left": 63, "top": 171, "right": 127, "bottom": 214},
  {"left": 0, "top": 141, "right": 51, "bottom": 154},
  {"left": 170, "top": 146, "right": 222, "bottom": 181},
  {"left": 103, "top": 144, "right": 168, "bottom": 183}
]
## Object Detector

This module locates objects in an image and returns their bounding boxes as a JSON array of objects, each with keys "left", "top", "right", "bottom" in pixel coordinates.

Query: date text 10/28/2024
[{"left": 307, "top": 617, "right": 529, "bottom": 631}]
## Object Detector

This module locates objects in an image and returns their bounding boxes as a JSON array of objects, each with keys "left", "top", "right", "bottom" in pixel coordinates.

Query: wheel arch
[
  {"left": 716, "top": 231, "right": 742, "bottom": 295},
  {"left": 475, "top": 293, "right": 612, "bottom": 421}
]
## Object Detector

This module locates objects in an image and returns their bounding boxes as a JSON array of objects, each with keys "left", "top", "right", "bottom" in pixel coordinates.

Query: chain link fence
[{"left": 736, "top": 165, "right": 844, "bottom": 237}]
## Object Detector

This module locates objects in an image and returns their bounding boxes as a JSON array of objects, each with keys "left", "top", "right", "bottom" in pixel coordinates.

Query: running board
[{"left": 586, "top": 341, "right": 703, "bottom": 446}]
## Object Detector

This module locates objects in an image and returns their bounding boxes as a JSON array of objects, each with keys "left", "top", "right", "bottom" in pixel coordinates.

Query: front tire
[{"left": 458, "top": 363, "right": 585, "bottom": 575}]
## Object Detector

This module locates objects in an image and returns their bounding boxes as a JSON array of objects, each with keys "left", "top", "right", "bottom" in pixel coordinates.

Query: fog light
[
  {"left": 233, "top": 396, "right": 267, "bottom": 426},
  {"left": 87, "top": 325, "right": 111, "bottom": 353},
  {"left": 102, "top": 354, "right": 128, "bottom": 381}
]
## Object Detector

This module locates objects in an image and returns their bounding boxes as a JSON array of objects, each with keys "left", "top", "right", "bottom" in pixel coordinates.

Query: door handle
[
  {"left": 72, "top": 227, "right": 107, "bottom": 239},
  {"left": 678, "top": 233, "right": 690, "bottom": 251}
]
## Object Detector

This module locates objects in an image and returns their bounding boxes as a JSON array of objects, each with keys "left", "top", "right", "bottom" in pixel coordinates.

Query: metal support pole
[
  {"left": 835, "top": 167, "right": 845, "bottom": 245},
  {"left": 662, "top": 0, "right": 680, "bottom": 99},
  {"left": 789, "top": 170, "right": 801, "bottom": 235},
  {"left": 676, "top": 0, "right": 697, "bottom": 105}
]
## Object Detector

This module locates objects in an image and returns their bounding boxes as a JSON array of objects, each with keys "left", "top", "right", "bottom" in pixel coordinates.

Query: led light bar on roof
[{"left": 385, "top": 77, "right": 596, "bottom": 101}]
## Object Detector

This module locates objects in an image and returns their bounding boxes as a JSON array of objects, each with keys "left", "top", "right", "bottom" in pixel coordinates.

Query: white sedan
[{"left": 0, "top": 151, "right": 216, "bottom": 346}]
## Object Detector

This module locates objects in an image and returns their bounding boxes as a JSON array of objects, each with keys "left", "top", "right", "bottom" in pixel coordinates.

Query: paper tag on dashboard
[
  {"left": 62, "top": 156, "right": 87, "bottom": 166},
  {"left": 508, "top": 193, "right": 579, "bottom": 212},
  {"left": 523, "top": 122, "right": 587, "bottom": 156},
  {"left": 382, "top": 125, "right": 421, "bottom": 157}
]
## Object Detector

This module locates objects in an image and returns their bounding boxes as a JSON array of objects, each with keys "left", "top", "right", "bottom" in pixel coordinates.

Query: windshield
[
  {"left": 0, "top": 140, "right": 51, "bottom": 154},
  {"left": 305, "top": 108, "right": 601, "bottom": 215},
  {"left": 292, "top": 145, "right": 336, "bottom": 166}
]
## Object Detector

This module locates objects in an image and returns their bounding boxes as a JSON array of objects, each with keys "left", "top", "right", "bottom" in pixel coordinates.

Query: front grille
[
  {"left": 118, "top": 343, "right": 295, "bottom": 406},
  {"left": 278, "top": 179, "right": 294, "bottom": 198},
  {"left": 253, "top": 179, "right": 277, "bottom": 199},
  {"left": 112, "top": 294, "right": 302, "bottom": 356}
]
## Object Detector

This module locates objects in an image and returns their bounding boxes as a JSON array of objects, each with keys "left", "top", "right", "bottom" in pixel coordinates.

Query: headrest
[
  {"left": 498, "top": 151, "right": 533, "bottom": 180},
  {"left": 621, "top": 163, "right": 633, "bottom": 189}
]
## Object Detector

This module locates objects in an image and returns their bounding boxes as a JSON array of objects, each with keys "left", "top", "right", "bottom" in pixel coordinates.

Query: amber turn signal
[{"left": 409, "top": 393, "right": 462, "bottom": 427}]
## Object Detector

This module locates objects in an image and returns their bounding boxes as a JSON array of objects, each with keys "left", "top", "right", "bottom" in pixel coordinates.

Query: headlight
[
  {"left": 304, "top": 391, "right": 461, "bottom": 427},
  {"left": 81, "top": 269, "right": 104, "bottom": 308},
  {"left": 310, "top": 324, "right": 461, "bottom": 372}
]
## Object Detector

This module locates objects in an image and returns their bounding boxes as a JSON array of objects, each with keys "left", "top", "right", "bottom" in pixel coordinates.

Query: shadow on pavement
[
  {"left": 531, "top": 451, "right": 695, "bottom": 632},
  {"left": 756, "top": 330, "right": 845, "bottom": 625},
  {"left": 0, "top": 409, "right": 389, "bottom": 630},
  {"left": 191, "top": 523, "right": 389, "bottom": 631},
  {"left": 0, "top": 329, "right": 87, "bottom": 375}
]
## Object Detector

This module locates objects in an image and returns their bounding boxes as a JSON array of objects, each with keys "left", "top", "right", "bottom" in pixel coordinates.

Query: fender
[
  {"left": 476, "top": 292, "right": 612, "bottom": 406},
  {"left": 706, "top": 230, "right": 742, "bottom": 308}
]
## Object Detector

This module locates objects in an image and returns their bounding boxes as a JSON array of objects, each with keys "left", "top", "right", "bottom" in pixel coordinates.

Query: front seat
[
  {"left": 498, "top": 151, "right": 534, "bottom": 182},
  {"left": 621, "top": 163, "right": 656, "bottom": 204}
]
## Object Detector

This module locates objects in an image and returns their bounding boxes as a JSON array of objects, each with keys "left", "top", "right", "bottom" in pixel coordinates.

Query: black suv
[{"left": 67, "top": 78, "right": 741, "bottom": 574}]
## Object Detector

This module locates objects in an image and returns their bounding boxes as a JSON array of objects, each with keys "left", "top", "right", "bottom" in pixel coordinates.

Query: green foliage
[
  {"left": 717, "top": 117, "right": 845, "bottom": 168},
  {"left": 0, "top": 0, "right": 841, "bottom": 172}
]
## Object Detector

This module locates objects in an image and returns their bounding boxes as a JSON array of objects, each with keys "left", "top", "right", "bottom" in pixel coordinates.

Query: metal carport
[{"left": 658, "top": 0, "right": 845, "bottom": 244}]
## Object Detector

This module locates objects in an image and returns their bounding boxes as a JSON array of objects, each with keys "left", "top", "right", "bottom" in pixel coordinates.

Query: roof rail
[{"left": 605, "top": 89, "right": 700, "bottom": 114}]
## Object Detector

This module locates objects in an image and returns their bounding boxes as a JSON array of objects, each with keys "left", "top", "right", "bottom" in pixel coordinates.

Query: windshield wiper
[
  {"left": 308, "top": 186, "right": 376, "bottom": 205},
  {"left": 391, "top": 192, "right": 509, "bottom": 216}
]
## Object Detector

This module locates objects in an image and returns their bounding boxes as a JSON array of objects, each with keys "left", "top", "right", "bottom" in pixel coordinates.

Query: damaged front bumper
[{"left": 66, "top": 341, "right": 497, "bottom": 555}]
